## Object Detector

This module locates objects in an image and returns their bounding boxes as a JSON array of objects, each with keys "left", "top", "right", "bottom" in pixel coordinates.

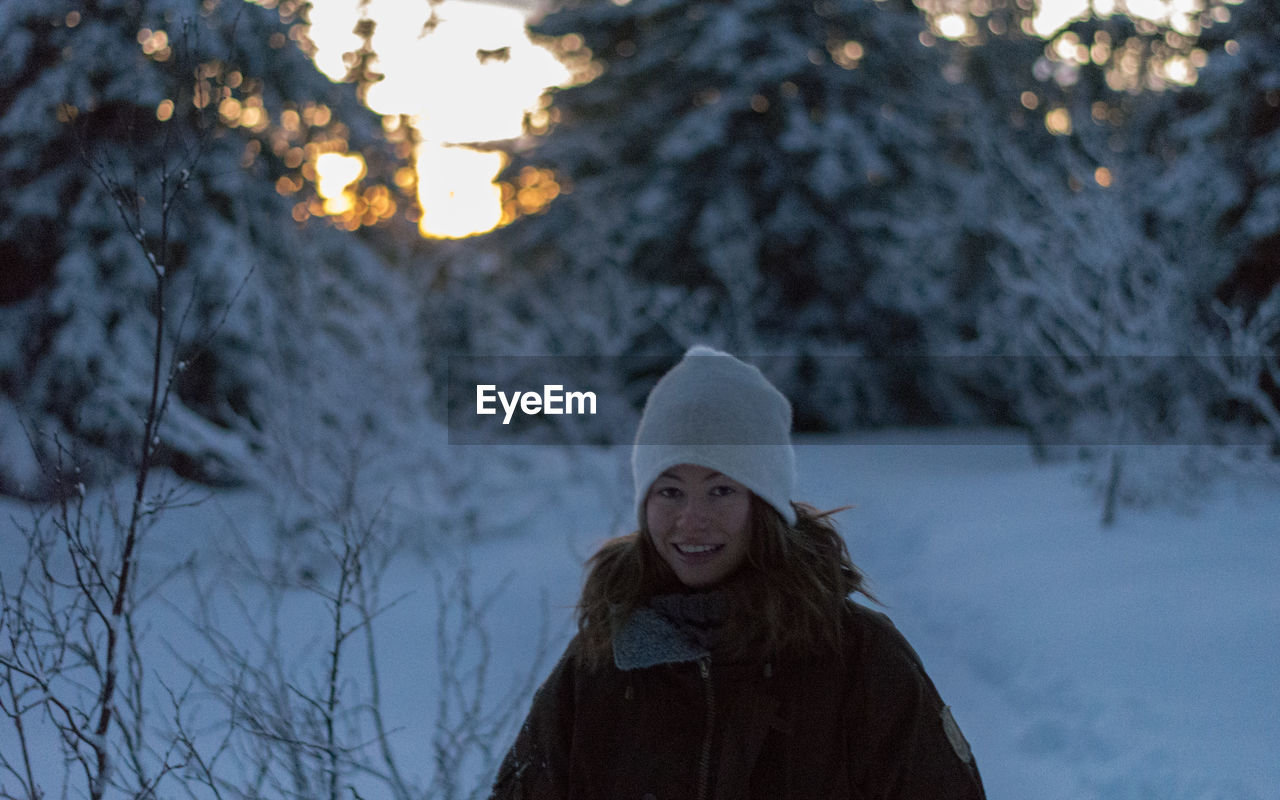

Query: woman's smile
[{"left": 672, "top": 542, "right": 724, "bottom": 555}]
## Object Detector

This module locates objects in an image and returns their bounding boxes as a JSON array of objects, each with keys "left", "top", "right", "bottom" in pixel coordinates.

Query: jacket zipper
[{"left": 696, "top": 656, "right": 715, "bottom": 800}]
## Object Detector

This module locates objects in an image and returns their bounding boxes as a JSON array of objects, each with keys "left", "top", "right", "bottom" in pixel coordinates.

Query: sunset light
[{"left": 306, "top": 0, "right": 568, "bottom": 238}]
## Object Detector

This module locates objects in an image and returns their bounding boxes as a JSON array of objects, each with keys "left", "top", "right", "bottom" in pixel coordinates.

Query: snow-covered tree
[
  {"left": 422, "top": 0, "right": 1280, "bottom": 459},
  {"left": 0, "top": 0, "right": 416, "bottom": 497},
  {"left": 943, "top": 0, "right": 1280, "bottom": 520},
  {"left": 1159, "top": 0, "right": 1280, "bottom": 447},
  {"left": 970, "top": 127, "right": 1220, "bottom": 519},
  {"left": 433, "top": 0, "right": 992, "bottom": 432}
]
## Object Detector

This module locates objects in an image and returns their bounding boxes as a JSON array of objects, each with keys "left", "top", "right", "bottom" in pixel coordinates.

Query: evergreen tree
[
  {"left": 0, "top": 0, "right": 415, "bottom": 497},
  {"left": 1153, "top": 0, "right": 1280, "bottom": 444},
  {"left": 428, "top": 0, "right": 1277, "bottom": 453},
  {"left": 443, "top": 0, "right": 989, "bottom": 431},
  {"left": 1157, "top": 0, "right": 1280, "bottom": 306},
  {"left": 948, "top": 0, "right": 1280, "bottom": 514}
]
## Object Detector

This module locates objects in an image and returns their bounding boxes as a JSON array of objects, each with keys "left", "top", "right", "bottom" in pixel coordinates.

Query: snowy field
[{"left": 2, "top": 431, "right": 1278, "bottom": 799}]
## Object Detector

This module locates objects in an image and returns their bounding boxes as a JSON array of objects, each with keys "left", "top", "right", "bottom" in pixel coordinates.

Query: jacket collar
[{"left": 612, "top": 606, "right": 709, "bottom": 671}]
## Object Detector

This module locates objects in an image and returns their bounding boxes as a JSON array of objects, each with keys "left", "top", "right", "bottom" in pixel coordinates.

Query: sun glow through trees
[
  {"left": 299, "top": 0, "right": 1223, "bottom": 237},
  {"left": 306, "top": 0, "right": 568, "bottom": 238}
]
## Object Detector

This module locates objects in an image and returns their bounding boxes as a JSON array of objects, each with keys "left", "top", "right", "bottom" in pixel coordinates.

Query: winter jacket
[{"left": 490, "top": 599, "right": 986, "bottom": 800}]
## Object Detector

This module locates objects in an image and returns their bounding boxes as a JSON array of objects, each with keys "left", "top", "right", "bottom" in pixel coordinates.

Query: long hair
[{"left": 575, "top": 497, "right": 873, "bottom": 671}]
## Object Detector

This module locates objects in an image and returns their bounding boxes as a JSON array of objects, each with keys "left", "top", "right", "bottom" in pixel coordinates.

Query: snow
[
  {"left": 797, "top": 433, "right": 1279, "bottom": 798},
  {"left": 2, "top": 430, "right": 1276, "bottom": 798}
]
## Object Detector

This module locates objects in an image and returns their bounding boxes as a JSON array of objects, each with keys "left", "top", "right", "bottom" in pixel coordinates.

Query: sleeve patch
[{"left": 940, "top": 705, "right": 973, "bottom": 764}]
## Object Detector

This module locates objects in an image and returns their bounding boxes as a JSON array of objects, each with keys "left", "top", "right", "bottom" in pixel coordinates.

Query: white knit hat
[{"left": 632, "top": 345, "right": 796, "bottom": 526}]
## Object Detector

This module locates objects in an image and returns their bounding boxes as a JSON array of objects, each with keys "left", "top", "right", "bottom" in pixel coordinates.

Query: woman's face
[{"left": 645, "top": 463, "right": 752, "bottom": 588}]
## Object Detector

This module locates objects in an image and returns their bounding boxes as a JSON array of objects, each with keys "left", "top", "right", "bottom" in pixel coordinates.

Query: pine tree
[
  {"left": 1155, "top": 0, "right": 1280, "bottom": 446},
  {"left": 1160, "top": 0, "right": 1280, "bottom": 305},
  {"left": 0, "top": 0, "right": 414, "bottom": 497},
  {"left": 444, "top": 0, "right": 988, "bottom": 431},
  {"left": 947, "top": 0, "right": 1280, "bottom": 516}
]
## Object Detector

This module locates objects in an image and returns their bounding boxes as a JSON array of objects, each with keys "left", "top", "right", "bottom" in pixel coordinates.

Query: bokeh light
[{"left": 315, "top": 152, "right": 366, "bottom": 214}]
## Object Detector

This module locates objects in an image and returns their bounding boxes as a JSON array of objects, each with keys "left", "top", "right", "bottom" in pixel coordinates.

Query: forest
[
  {"left": 3, "top": 0, "right": 1278, "bottom": 513},
  {"left": 1, "top": 0, "right": 1278, "bottom": 797}
]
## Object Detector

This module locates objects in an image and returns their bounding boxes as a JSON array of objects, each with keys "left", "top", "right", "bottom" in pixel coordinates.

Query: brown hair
[{"left": 575, "top": 497, "right": 874, "bottom": 670}]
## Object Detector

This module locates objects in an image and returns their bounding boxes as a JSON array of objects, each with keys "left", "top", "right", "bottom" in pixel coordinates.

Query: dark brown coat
[{"left": 491, "top": 601, "right": 986, "bottom": 800}]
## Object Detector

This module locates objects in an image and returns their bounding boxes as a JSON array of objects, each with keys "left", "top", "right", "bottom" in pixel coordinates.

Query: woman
[{"left": 491, "top": 346, "right": 986, "bottom": 799}]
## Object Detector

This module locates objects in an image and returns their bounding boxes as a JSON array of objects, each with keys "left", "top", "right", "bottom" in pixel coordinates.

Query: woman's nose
[{"left": 676, "top": 497, "right": 709, "bottom": 528}]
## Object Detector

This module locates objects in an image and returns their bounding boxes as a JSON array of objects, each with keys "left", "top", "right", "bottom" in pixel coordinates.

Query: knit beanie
[{"left": 632, "top": 346, "right": 796, "bottom": 526}]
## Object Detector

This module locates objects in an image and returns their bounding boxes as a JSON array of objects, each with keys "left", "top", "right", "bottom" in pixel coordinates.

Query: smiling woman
[
  {"left": 489, "top": 346, "right": 989, "bottom": 799},
  {"left": 305, "top": 0, "right": 567, "bottom": 237}
]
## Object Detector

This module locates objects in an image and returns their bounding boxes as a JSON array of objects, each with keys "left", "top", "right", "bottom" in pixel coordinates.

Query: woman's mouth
[{"left": 674, "top": 543, "right": 724, "bottom": 555}]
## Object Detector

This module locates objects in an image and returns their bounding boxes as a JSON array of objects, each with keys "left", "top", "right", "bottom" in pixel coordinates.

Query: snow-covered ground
[
  {"left": 795, "top": 435, "right": 1280, "bottom": 799},
  {"left": 2, "top": 431, "right": 1277, "bottom": 798}
]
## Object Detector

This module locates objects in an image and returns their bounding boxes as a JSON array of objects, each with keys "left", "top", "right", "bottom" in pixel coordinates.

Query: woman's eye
[
  {"left": 709, "top": 484, "right": 736, "bottom": 497},
  {"left": 656, "top": 486, "right": 682, "bottom": 499}
]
